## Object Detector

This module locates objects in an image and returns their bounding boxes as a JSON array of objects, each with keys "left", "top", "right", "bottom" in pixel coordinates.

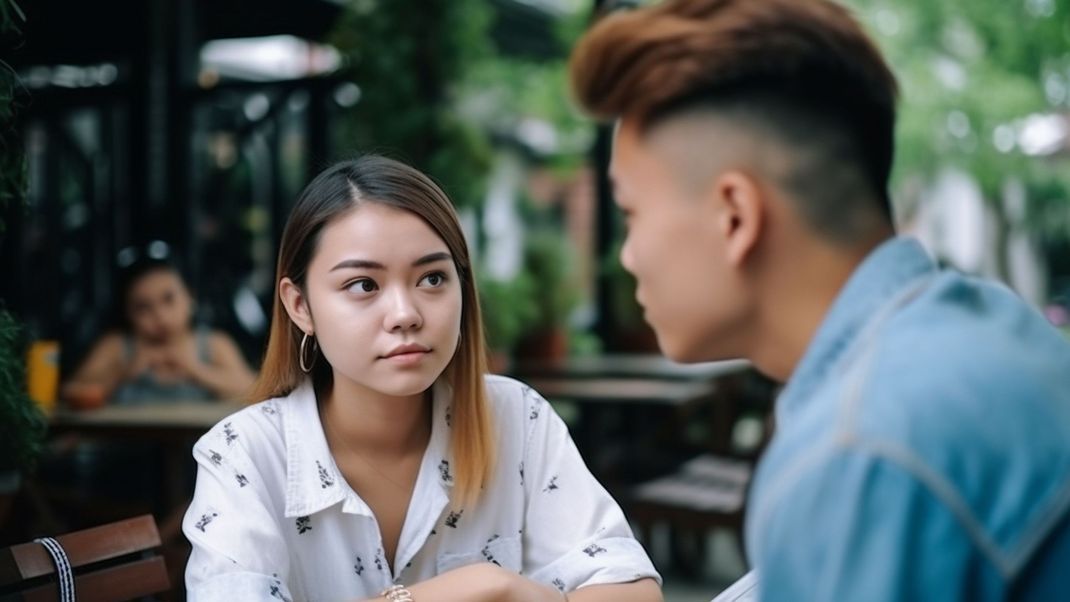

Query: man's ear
[
  {"left": 279, "top": 277, "right": 314, "bottom": 335},
  {"left": 710, "top": 170, "right": 764, "bottom": 266}
]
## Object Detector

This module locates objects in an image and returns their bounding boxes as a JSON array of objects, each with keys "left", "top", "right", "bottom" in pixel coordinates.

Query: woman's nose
[{"left": 384, "top": 289, "right": 422, "bottom": 331}]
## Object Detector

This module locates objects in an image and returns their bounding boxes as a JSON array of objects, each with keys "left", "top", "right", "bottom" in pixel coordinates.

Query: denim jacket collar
[{"left": 776, "top": 237, "right": 937, "bottom": 420}]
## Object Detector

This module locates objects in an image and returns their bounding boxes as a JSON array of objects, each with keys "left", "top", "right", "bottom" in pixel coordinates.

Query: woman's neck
[{"left": 320, "top": 378, "right": 432, "bottom": 457}]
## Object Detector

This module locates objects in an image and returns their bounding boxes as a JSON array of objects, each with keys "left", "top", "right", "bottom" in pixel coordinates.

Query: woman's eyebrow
[
  {"left": 329, "top": 252, "right": 452, "bottom": 272},
  {"left": 330, "top": 259, "right": 384, "bottom": 272},
  {"left": 412, "top": 252, "right": 452, "bottom": 267}
]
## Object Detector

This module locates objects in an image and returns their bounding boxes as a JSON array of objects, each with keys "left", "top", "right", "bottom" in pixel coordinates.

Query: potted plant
[
  {"left": 514, "top": 228, "right": 580, "bottom": 361},
  {"left": 0, "top": 309, "right": 48, "bottom": 528},
  {"left": 478, "top": 271, "right": 537, "bottom": 373},
  {"left": 1, "top": 0, "right": 47, "bottom": 531}
]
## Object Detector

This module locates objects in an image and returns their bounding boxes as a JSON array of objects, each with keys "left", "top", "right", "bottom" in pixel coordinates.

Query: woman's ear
[{"left": 279, "top": 277, "right": 314, "bottom": 335}]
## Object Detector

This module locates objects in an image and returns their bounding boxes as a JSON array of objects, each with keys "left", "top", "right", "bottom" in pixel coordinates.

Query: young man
[{"left": 569, "top": 0, "right": 1070, "bottom": 599}]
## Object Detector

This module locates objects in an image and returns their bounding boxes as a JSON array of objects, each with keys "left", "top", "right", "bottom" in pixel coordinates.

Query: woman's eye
[
  {"left": 348, "top": 279, "right": 378, "bottom": 294},
  {"left": 420, "top": 272, "right": 447, "bottom": 288}
]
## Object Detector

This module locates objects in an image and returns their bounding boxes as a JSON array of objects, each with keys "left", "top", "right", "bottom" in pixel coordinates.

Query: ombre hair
[{"left": 250, "top": 155, "right": 494, "bottom": 505}]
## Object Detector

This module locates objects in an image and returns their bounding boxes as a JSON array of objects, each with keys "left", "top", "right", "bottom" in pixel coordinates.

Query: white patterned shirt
[{"left": 183, "top": 375, "right": 660, "bottom": 601}]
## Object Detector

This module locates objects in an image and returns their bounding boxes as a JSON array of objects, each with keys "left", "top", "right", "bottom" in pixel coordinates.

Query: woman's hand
[
  {"left": 156, "top": 341, "right": 207, "bottom": 382},
  {"left": 135, "top": 340, "right": 212, "bottom": 387},
  {"left": 361, "top": 563, "right": 564, "bottom": 602},
  {"left": 477, "top": 563, "right": 565, "bottom": 602}
]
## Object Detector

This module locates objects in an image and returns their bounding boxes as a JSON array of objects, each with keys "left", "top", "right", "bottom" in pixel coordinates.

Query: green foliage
[
  {"left": 0, "top": 0, "right": 45, "bottom": 475},
  {"left": 329, "top": 0, "right": 495, "bottom": 207},
  {"left": 848, "top": 0, "right": 1070, "bottom": 239},
  {"left": 0, "top": 0, "right": 24, "bottom": 31},
  {"left": 0, "top": 309, "right": 47, "bottom": 474},
  {"left": 478, "top": 271, "right": 537, "bottom": 353},
  {"left": 523, "top": 227, "right": 580, "bottom": 331},
  {"left": 459, "top": 7, "right": 594, "bottom": 173},
  {"left": 0, "top": 0, "right": 27, "bottom": 232},
  {"left": 1022, "top": 165, "right": 1070, "bottom": 240},
  {"left": 568, "top": 329, "right": 603, "bottom": 357},
  {"left": 601, "top": 239, "right": 644, "bottom": 329}
]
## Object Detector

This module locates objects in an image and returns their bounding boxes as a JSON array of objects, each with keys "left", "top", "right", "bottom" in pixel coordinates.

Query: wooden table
[
  {"left": 523, "top": 376, "right": 719, "bottom": 406},
  {"left": 519, "top": 371, "right": 737, "bottom": 490},
  {"left": 514, "top": 355, "right": 750, "bottom": 382},
  {"left": 46, "top": 400, "right": 245, "bottom": 515},
  {"left": 49, "top": 400, "right": 244, "bottom": 440},
  {"left": 513, "top": 357, "right": 759, "bottom": 493}
]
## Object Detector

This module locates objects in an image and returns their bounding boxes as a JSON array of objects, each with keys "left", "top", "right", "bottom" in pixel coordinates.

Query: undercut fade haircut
[{"left": 570, "top": 0, "right": 900, "bottom": 243}]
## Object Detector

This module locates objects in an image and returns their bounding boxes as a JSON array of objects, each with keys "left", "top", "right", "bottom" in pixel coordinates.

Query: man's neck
[{"left": 749, "top": 233, "right": 890, "bottom": 381}]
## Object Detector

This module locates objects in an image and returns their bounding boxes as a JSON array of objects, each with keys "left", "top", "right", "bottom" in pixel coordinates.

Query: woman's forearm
[
  {"left": 357, "top": 564, "right": 505, "bottom": 602},
  {"left": 568, "top": 578, "right": 663, "bottom": 602},
  {"left": 358, "top": 563, "right": 564, "bottom": 602}
]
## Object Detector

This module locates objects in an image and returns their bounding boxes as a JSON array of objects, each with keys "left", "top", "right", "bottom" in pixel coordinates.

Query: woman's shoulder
[
  {"left": 197, "top": 395, "right": 289, "bottom": 458},
  {"left": 88, "top": 330, "right": 128, "bottom": 355},
  {"left": 483, "top": 374, "right": 548, "bottom": 425},
  {"left": 484, "top": 374, "right": 541, "bottom": 403}
]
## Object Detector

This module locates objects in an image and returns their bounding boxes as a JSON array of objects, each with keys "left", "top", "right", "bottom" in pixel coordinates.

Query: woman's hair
[
  {"left": 250, "top": 155, "right": 494, "bottom": 505},
  {"left": 113, "top": 249, "right": 186, "bottom": 330}
]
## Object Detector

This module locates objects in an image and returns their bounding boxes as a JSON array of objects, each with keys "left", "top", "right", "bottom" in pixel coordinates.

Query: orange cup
[{"left": 26, "top": 340, "right": 60, "bottom": 412}]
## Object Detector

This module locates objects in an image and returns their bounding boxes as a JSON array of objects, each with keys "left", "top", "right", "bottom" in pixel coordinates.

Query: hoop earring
[{"left": 299, "top": 332, "right": 317, "bottom": 374}]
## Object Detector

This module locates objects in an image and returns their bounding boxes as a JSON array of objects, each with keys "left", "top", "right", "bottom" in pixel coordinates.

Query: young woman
[
  {"left": 62, "top": 250, "right": 255, "bottom": 406},
  {"left": 182, "top": 156, "right": 661, "bottom": 601}
]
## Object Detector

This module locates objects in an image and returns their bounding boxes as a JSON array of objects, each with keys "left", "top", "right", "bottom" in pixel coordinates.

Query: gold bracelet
[{"left": 380, "top": 584, "right": 414, "bottom": 602}]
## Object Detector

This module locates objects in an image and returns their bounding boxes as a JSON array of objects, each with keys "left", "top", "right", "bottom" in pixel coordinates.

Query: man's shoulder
[
  {"left": 884, "top": 270, "right": 1069, "bottom": 368},
  {"left": 833, "top": 277, "right": 1070, "bottom": 557},
  {"left": 862, "top": 271, "right": 1070, "bottom": 419},
  {"left": 853, "top": 310, "right": 1070, "bottom": 469}
]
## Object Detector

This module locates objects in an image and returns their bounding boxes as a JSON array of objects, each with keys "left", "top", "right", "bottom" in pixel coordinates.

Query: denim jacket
[{"left": 746, "top": 237, "right": 1070, "bottom": 601}]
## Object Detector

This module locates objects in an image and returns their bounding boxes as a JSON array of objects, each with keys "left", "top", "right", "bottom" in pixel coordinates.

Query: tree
[
  {"left": 329, "top": 0, "right": 495, "bottom": 208},
  {"left": 849, "top": 0, "right": 1070, "bottom": 280},
  {"left": 0, "top": 0, "right": 47, "bottom": 488}
]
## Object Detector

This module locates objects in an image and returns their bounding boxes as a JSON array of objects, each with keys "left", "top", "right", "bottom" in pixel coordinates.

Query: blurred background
[{"left": 1, "top": 0, "right": 1068, "bottom": 600}]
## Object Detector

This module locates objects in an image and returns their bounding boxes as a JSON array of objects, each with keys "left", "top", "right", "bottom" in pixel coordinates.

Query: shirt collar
[
  {"left": 775, "top": 236, "right": 937, "bottom": 419},
  {"left": 282, "top": 378, "right": 454, "bottom": 518}
]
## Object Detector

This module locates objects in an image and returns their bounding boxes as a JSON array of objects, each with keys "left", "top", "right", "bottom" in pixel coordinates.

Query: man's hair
[{"left": 570, "top": 0, "right": 900, "bottom": 241}]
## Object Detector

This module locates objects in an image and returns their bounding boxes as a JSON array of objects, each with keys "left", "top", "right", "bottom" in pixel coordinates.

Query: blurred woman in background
[{"left": 62, "top": 247, "right": 254, "bottom": 407}]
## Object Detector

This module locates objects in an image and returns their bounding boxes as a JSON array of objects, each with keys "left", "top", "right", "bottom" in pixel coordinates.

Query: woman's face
[
  {"left": 287, "top": 203, "right": 463, "bottom": 398},
  {"left": 126, "top": 269, "right": 193, "bottom": 342}
]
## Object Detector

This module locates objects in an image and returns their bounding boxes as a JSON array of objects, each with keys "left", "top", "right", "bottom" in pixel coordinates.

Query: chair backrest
[{"left": 0, "top": 514, "right": 170, "bottom": 601}]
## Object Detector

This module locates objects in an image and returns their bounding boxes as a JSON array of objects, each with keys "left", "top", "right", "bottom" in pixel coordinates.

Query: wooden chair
[
  {"left": 627, "top": 370, "right": 778, "bottom": 577},
  {"left": 0, "top": 514, "right": 170, "bottom": 601},
  {"left": 629, "top": 454, "right": 753, "bottom": 576}
]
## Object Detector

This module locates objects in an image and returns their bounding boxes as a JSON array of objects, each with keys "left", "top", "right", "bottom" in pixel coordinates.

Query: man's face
[{"left": 609, "top": 117, "right": 754, "bottom": 362}]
